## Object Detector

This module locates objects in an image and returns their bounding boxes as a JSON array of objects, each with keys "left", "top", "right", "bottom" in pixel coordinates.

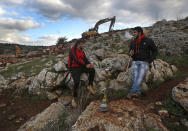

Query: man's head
[
  {"left": 132, "top": 26, "right": 143, "bottom": 38},
  {"left": 75, "top": 38, "right": 86, "bottom": 49}
]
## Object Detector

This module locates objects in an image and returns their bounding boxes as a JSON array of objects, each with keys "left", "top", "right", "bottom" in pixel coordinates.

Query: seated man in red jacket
[{"left": 68, "top": 38, "right": 96, "bottom": 107}]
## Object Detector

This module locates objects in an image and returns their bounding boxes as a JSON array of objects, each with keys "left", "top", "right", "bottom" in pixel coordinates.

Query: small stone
[
  {"left": 15, "top": 119, "right": 21, "bottom": 123},
  {"left": 58, "top": 96, "right": 72, "bottom": 106},
  {"left": 14, "top": 96, "right": 21, "bottom": 99},
  {"left": 46, "top": 92, "right": 58, "bottom": 100},
  {"left": 158, "top": 110, "right": 169, "bottom": 117},
  {"left": 170, "top": 115, "right": 175, "bottom": 119},
  {"left": 0, "top": 104, "right": 7, "bottom": 108},
  {"left": 62, "top": 100, "right": 71, "bottom": 106},
  {"left": 155, "top": 101, "right": 162, "bottom": 106},
  {"left": 55, "top": 90, "right": 62, "bottom": 96},
  {"left": 118, "top": 117, "right": 123, "bottom": 121},
  {"left": 8, "top": 115, "right": 16, "bottom": 120},
  {"left": 147, "top": 103, "right": 155, "bottom": 110},
  {"left": 181, "top": 118, "right": 188, "bottom": 127}
]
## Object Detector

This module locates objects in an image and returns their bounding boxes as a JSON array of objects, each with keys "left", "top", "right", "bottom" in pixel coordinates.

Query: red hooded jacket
[{"left": 68, "top": 45, "right": 90, "bottom": 69}]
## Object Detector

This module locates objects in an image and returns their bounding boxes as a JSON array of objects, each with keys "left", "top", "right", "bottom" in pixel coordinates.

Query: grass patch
[
  {"left": 107, "top": 89, "right": 129, "bottom": 100},
  {"left": 21, "top": 92, "right": 48, "bottom": 101},
  {"left": 160, "top": 97, "right": 187, "bottom": 117},
  {"left": 0, "top": 55, "right": 58, "bottom": 78},
  {"left": 58, "top": 112, "right": 68, "bottom": 130},
  {"left": 157, "top": 56, "right": 188, "bottom": 67},
  {"left": 160, "top": 96, "right": 188, "bottom": 131},
  {"left": 148, "top": 79, "right": 162, "bottom": 89},
  {"left": 165, "top": 122, "right": 187, "bottom": 131}
]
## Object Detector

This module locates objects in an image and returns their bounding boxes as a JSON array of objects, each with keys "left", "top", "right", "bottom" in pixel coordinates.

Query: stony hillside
[
  {"left": 0, "top": 17, "right": 188, "bottom": 131},
  {"left": 0, "top": 43, "right": 47, "bottom": 55}
]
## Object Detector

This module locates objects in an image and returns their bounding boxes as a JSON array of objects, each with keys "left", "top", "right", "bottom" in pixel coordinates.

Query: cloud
[
  {"left": 0, "top": 0, "right": 23, "bottom": 6},
  {"left": 27, "top": 0, "right": 111, "bottom": 21},
  {"left": 0, "top": 8, "right": 5, "bottom": 16},
  {"left": 0, "top": 17, "right": 43, "bottom": 44},
  {"left": 0, "top": 29, "right": 30, "bottom": 44},
  {"left": 0, "top": 29, "right": 59, "bottom": 46},
  {"left": 36, "top": 34, "right": 59, "bottom": 46},
  {"left": 0, "top": 18, "right": 42, "bottom": 31},
  {"left": 26, "top": 0, "right": 188, "bottom": 24}
]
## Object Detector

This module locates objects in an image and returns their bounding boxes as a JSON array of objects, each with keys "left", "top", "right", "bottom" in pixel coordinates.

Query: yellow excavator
[{"left": 82, "top": 16, "right": 116, "bottom": 38}]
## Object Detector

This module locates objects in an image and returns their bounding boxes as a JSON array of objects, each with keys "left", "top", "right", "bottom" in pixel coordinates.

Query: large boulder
[
  {"left": 72, "top": 100, "right": 168, "bottom": 131},
  {"left": 18, "top": 102, "right": 65, "bottom": 131},
  {"left": 54, "top": 61, "right": 67, "bottom": 72},
  {"left": 101, "top": 54, "right": 130, "bottom": 73},
  {"left": 28, "top": 69, "right": 58, "bottom": 94},
  {"left": 151, "top": 18, "right": 188, "bottom": 56},
  {"left": 172, "top": 77, "right": 188, "bottom": 112}
]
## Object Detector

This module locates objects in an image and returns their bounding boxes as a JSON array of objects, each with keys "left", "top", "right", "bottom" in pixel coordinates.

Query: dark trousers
[{"left": 70, "top": 67, "right": 95, "bottom": 97}]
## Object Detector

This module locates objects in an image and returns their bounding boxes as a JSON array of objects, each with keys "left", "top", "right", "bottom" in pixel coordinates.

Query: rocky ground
[
  {"left": 73, "top": 66, "right": 188, "bottom": 131},
  {"left": 0, "top": 65, "right": 187, "bottom": 131}
]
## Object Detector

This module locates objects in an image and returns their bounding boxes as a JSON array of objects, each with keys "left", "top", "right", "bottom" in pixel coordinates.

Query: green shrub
[{"left": 157, "top": 56, "right": 188, "bottom": 67}]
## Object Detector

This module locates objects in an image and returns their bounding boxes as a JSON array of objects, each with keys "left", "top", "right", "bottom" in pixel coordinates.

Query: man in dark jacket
[
  {"left": 127, "top": 26, "right": 158, "bottom": 98},
  {"left": 68, "top": 38, "right": 96, "bottom": 107}
]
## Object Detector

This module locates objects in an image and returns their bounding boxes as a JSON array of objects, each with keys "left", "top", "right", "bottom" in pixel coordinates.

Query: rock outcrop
[
  {"left": 72, "top": 100, "right": 168, "bottom": 131},
  {"left": 172, "top": 77, "right": 188, "bottom": 112},
  {"left": 18, "top": 102, "right": 65, "bottom": 131}
]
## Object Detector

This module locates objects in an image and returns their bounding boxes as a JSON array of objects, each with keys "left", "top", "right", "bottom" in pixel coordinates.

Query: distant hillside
[{"left": 0, "top": 43, "right": 48, "bottom": 55}]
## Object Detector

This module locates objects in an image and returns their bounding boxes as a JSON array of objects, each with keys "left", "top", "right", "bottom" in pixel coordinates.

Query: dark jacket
[
  {"left": 129, "top": 37, "right": 158, "bottom": 63},
  {"left": 68, "top": 45, "right": 90, "bottom": 69}
]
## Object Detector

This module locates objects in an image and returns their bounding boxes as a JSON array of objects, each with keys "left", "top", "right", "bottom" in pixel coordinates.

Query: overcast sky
[{"left": 0, "top": 0, "right": 188, "bottom": 46}]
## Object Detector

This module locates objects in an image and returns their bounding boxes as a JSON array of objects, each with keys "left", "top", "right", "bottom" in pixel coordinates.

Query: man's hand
[
  {"left": 86, "top": 64, "right": 94, "bottom": 68},
  {"left": 129, "top": 50, "right": 134, "bottom": 56}
]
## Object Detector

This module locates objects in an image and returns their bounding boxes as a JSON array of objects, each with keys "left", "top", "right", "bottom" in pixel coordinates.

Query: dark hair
[
  {"left": 133, "top": 26, "right": 143, "bottom": 34},
  {"left": 75, "top": 38, "right": 86, "bottom": 47}
]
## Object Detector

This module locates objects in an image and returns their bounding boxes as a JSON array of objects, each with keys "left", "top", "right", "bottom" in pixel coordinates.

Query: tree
[{"left": 56, "top": 37, "right": 68, "bottom": 45}]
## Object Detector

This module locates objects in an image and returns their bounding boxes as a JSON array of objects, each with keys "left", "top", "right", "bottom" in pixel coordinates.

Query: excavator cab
[{"left": 82, "top": 16, "right": 116, "bottom": 38}]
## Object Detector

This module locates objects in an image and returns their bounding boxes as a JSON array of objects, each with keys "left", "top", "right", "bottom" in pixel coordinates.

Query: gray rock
[
  {"left": 29, "top": 69, "right": 58, "bottom": 94},
  {"left": 54, "top": 61, "right": 67, "bottom": 72},
  {"left": 93, "top": 49, "right": 105, "bottom": 60},
  {"left": 72, "top": 100, "right": 168, "bottom": 131},
  {"left": 18, "top": 102, "right": 66, "bottom": 131},
  {"left": 181, "top": 118, "right": 188, "bottom": 127},
  {"left": 172, "top": 77, "right": 188, "bottom": 112}
]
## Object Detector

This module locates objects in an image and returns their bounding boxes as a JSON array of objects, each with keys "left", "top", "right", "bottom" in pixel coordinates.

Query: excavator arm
[
  {"left": 82, "top": 16, "right": 116, "bottom": 38},
  {"left": 92, "top": 16, "right": 116, "bottom": 32}
]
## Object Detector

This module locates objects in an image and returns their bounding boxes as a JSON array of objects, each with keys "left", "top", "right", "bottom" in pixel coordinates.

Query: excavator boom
[
  {"left": 82, "top": 16, "right": 116, "bottom": 38},
  {"left": 93, "top": 16, "right": 116, "bottom": 32}
]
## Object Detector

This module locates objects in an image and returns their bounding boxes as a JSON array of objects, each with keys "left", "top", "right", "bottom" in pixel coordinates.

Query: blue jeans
[{"left": 130, "top": 61, "right": 149, "bottom": 95}]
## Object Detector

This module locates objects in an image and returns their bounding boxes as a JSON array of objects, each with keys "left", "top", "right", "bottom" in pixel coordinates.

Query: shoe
[
  {"left": 127, "top": 93, "right": 133, "bottom": 99},
  {"left": 132, "top": 93, "right": 139, "bottom": 98},
  {"left": 71, "top": 98, "right": 77, "bottom": 107},
  {"left": 87, "top": 85, "right": 96, "bottom": 95},
  {"left": 127, "top": 93, "right": 139, "bottom": 99}
]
